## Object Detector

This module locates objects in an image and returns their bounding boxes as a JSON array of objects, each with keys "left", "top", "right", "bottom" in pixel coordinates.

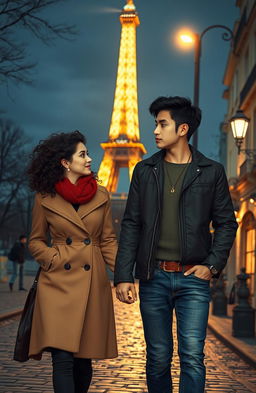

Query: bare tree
[
  {"left": 0, "top": 0, "right": 76, "bottom": 85},
  {"left": 0, "top": 119, "right": 31, "bottom": 232}
]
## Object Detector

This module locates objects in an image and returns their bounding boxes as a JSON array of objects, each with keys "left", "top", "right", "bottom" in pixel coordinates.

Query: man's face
[
  {"left": 153, "top": 110, "right": 186, "bottom": 149},
  {"left": 20, "top": 237, "right": 27, "bottom": 244}
]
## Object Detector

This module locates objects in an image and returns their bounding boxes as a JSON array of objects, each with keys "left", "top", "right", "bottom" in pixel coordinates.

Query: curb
[
  {"left": 208, "top": 321, "right": 256, "bottom": 369},
  {"left": 0, "top": 308, "right": 23, "bottom": 322}
]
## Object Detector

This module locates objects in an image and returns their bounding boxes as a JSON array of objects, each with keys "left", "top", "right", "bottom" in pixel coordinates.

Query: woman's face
[{"left": 64, "top": 142, "right": 92, "bottom": 177}]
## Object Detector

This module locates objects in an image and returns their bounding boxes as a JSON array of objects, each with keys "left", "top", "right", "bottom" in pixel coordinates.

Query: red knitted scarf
[{"left": 55, "top": 174, "right": 97, "bottom": 204}]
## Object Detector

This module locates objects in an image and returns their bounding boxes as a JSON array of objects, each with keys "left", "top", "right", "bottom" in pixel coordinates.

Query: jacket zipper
[
  {"left": 147, "top": 167, "right": 161, "bottom": 279},
  {"left": 178, "top": 195, "right": 184, "bottom": 262}
]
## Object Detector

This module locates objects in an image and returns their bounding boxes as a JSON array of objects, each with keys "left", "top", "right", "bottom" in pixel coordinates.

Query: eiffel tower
[{"left": 98, "top": 0, "right": 146, "bottom": 192}]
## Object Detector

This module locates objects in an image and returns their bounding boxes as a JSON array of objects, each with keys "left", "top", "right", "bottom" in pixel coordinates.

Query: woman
[{"left": 27, "top": 131, "right": 118, "bottom": 393}]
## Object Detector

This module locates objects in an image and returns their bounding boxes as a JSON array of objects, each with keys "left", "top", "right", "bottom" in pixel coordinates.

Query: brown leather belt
[{"left": 159, "top": 261, "right": 196, "bottom": 272}]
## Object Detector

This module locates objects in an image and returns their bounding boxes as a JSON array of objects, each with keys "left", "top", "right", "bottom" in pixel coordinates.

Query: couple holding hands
[{"left": 26, "top": 96, "right": 237, "bottom": 393}]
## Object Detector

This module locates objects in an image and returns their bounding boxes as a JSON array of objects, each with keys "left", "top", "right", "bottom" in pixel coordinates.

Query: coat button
[
  {"left": 66, "top": 237, "right": 72, "bottom": 245},
  {"left": 64, "top": 263, "right": 71, "bottom": 270},
  {"left": 84, "top": 238, "right": 91, "bottom": 245},
  {"left": 84, "top": 264, "right": 90, "bottom": 271}
]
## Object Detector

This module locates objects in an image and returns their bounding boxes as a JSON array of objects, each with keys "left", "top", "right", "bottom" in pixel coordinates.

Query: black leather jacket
[{"left": 114, "top": 146, "right": 238, "bottom": 284}]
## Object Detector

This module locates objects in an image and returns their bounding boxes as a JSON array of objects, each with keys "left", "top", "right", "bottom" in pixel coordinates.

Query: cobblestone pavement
[{"left": 0, "top": 285, "right": 256, "bottom": 393}]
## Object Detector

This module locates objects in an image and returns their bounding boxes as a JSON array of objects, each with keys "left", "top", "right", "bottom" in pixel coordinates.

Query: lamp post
[
  {"left": 178, "top": 25, "right": 233, "bottom": 149},
  {"left": 230, "top": 109, "right": 256, "bottom": 158}
]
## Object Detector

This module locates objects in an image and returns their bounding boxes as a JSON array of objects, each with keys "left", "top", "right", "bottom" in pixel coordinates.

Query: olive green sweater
[{"left": 156, "top": 161, "right": 190, "bottom": 261}]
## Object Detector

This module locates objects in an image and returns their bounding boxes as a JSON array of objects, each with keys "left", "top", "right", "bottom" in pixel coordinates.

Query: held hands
[
  {"left": 184, "top": 265, "right": 212, "bottom": 280},
  {"left": 116, "top": 283, "right": 137, "bottom": 304},
  {"left": 115, "top": 266, "right": 212, "bottom": 304}
]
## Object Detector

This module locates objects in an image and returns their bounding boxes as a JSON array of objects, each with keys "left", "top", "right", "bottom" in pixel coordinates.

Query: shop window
[{"left": 242, "top": 212, "right": 256, "bottom": 297}]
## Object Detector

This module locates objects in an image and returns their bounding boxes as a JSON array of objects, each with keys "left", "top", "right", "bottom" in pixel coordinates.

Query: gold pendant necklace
[{"left": 165, "top": 153, "right": 192, "bottom": 195}]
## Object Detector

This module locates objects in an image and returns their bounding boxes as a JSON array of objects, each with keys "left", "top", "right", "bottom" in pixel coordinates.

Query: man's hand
[
  {"left": 116, "top": 283, "right": 137, "bottom": 304},
  {"left": 184, "top": 265, "right": 212, "bottom": 280}
]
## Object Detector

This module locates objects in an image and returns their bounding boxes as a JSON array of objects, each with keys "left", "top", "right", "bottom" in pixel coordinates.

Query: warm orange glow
[
  {"left": 98, "top": 0, "right": 146, "bottom": 192},
  {"left": 175, "top": 29, "right": 196, "bottom": 50},
  {"left": 246, "top": 228, "right": 255, "bottom": 274},
  {"left": 180, "top": 34, "right": 194, "bottom": 43}
]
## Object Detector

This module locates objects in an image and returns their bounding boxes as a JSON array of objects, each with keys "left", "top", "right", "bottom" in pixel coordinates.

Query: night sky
[{"left": 1, "top": 0, "right": 239, "bottom": 192}]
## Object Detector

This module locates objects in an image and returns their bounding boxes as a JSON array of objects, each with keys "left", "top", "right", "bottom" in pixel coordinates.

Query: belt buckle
[
  {"left": 162, "top": 261, "right": 168, "bottom": 272},
  {"left": 162, "top": 261, "right": 178, "bottom": 272}
]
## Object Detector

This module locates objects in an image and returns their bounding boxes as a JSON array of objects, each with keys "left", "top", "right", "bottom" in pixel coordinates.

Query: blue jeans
[
  {"left": 9, "top": 261, "right": 24, "bottom": 289},
  {"left": 139, "top": 268, "right": 210, "bottom": 393}
]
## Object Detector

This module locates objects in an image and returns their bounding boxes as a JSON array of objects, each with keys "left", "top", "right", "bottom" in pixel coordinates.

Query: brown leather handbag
[{"left": 13, "top": 268, "right": 41, "bottom": 362}]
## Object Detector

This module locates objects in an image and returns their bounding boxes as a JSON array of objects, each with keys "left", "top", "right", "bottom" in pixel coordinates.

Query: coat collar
[
  {"left": 41, "top": 186, "right": 108, "bottom": 234},
  {"left": 144, "top": 145, "right": 213, "bottom": 167},
  {"left": 144, "top": 145, "right": 215, "bottom": 194}
]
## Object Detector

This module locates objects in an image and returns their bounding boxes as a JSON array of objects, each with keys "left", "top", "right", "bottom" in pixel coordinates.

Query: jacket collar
[
  {"left": 41, "top": 186, "right": 108, "bottom": 234},
  {"left": 144, "top": 145, "right": 213, "bottom": 167}
]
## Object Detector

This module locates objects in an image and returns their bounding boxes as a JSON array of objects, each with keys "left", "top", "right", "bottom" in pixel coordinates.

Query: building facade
[{"left": 222, "top": 0, "right": 256, "bottom": 307}]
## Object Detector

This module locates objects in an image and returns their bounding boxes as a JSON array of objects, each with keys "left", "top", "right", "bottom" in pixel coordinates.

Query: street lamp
[
  {"left": 177, "top": 25, "right": 233, "bottom": 149},
  {"left": 230, "top": 109, "right": 256, "bottom": 158},
  {"left": 230, "top": 109, "right": 250, "bottom": 154}
]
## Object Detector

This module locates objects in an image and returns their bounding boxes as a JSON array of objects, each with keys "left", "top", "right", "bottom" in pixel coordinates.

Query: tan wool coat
[{"left": 28, "top": 185, "right": 118, "bottom": 360}]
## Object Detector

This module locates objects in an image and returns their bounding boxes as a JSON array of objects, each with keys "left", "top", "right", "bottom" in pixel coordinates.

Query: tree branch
[{"left": 0, "top": 0, "right": 77, "bottom": 85}]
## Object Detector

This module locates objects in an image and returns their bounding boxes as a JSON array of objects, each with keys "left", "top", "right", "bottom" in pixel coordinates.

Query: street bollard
[
  {"left": 0, "top": 256, "right": 8, "bottom": 282},
  {"left": 212, "top": 273, "right": 227, "bottom": 316},
  {"left": 210, "top": 277, "right": 217, "bottom": 301},
  {"left": 232, "top": 268, "right": 255, "bottom": 337}
]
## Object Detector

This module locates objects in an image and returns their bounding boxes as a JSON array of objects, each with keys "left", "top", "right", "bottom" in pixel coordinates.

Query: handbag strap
[{"left": 31, "top": 267, "right": 41, "bottom": 289}]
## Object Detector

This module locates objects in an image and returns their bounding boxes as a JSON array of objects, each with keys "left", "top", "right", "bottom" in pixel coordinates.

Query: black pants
[{"left": 51, "top": 348, "right": 92, "bottom": 393}]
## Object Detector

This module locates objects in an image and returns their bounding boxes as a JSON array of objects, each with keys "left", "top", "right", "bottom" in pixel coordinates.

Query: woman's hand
[{"left": 116, "top": 283, "right": 137, "bottom": 304}]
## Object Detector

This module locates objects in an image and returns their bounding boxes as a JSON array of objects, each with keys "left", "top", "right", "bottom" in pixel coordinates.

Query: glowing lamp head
[
  {"left": 230, "top": 109, "right": 250, "bottom": 153},
  {"left": 180, "top": 34, "right": 194, "bottom": 43},
  {"left": 175, "top": 29, "right": 196, "bottom": 50},
  {"left": 230, "top": 109, "right": 249, "bottom": 140}
]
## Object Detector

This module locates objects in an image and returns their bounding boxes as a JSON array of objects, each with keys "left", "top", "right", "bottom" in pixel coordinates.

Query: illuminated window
[
  {"left": 245, "top": 228, "right": 255, "bottom": 275},
  {"left": 242, "top": 212, "right": 256, "bottom": 298}
]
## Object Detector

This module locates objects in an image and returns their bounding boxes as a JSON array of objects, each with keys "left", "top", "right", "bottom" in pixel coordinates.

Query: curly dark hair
[{"left": 27, "top": 131, "right": 87, "bottom": 194}]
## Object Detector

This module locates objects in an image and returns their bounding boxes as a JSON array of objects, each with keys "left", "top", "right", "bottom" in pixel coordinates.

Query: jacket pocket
[{"left": 190, "top": 183, "right": 212, "bottom": 194}]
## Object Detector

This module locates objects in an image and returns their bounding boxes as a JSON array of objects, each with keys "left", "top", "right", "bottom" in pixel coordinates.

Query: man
[
  {"left": 114, "top": 96, "right": 238, "bottom": 393},
  {"left": 8, "top": 234, "right": 27, "bottom": 291}
]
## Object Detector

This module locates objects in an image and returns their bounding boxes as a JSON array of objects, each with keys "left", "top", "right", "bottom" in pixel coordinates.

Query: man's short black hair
[
  {"left": 19, "top": 235, "right": 27, "bottom": 240},
  {"left": 149, "top": 96, "right": 201, "bottom": 140}
]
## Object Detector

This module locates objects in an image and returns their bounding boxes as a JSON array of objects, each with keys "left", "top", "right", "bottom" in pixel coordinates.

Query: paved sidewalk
[
  {"left": 208, "top": 304, "right": 256, "bottom": 368},
  {"left": 1, "top": 291, "right": 256, "bottom": 392},
  {"left": 1, "top": 276, "right": 256, "bottom": 369}
]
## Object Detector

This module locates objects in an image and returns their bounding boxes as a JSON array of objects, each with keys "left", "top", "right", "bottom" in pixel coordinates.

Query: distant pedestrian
[
  {"left": 8, "top": 235, "right": 27, "bottom": 291},
  {"left": 26, "top": 131, "right": 117, "bottom": 393}
]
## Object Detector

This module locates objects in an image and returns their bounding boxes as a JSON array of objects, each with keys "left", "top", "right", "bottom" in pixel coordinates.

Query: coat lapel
[
  {"left": 41, "top": 188, "right": 108, "bottom": 234},
  {"left": 41, "top": 193, "right": 87, "bottom": 233},
  {"left": 77, "top": 187, "right": 108, "bottom": 220},
  {"left": 181, "top": 146, "right": 213, "bottom": 192}
]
